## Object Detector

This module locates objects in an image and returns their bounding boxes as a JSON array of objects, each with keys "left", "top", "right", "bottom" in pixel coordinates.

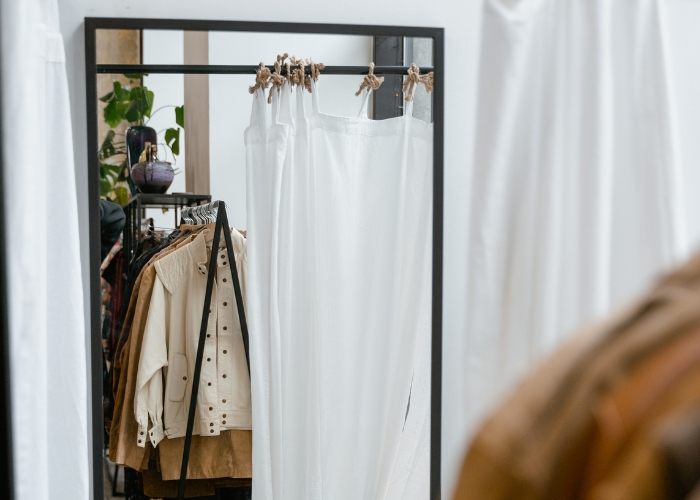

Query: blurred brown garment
[
  {"left": 582, "top": 325, "right": 700, "bottom": 491},
  {"left": 453, "top": 250, "right": 700, "bottom": 500},
  {"left": 689, "top": 481, "right": 700, "bottom": 500},
  {"left": 585, "top": 372, "right": 700, "bottom": 500}
]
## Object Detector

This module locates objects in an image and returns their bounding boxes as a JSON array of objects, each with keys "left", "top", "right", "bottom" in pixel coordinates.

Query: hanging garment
[
  {"left": 452, "top": 250, "right": 700, "bottom": 500},
  {"left": 110, "top": 227, "right": 252, "bottom": 483},
  {"left": 135, "top": 228, "right": 251, "bottom": 446},
  {"left": 247, "top": 78, "right": 433, "bottom": 499},
  {"left": 2, "top": 0, "right": 88, "bottom": 498}
]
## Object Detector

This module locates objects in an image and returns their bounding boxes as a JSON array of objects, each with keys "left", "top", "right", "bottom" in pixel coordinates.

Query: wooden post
[{"left": 183, "top": 31, "right": 210, "bottom": 194}]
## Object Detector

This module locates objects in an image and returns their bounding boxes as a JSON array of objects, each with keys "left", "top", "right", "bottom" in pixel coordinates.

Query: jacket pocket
[{"left": 168, "top": 353, "right": 188, "bottom": 402}]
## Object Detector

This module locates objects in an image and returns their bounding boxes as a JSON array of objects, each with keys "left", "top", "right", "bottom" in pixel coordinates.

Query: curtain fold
[
  {"left": 444, "top": 0, "right": 688, "bottom": 494},
  {"left": 247, "top": 80, "right": 433, "bottom": 499},
  {"left": 1, "top": 0, "right": 89, "bottom": 498}
]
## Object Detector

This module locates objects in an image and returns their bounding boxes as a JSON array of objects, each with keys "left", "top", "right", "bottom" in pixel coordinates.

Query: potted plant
[{"left": 98, "top": 74, "right": 184, "bottom": 204}]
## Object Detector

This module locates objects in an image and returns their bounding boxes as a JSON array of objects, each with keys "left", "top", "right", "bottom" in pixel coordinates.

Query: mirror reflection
[{"left": 95, "top": 28, "right": 435, "bottom": 500}]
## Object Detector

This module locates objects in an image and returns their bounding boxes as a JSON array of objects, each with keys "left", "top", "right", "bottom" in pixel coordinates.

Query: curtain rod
[{"left": 96, "top": 64, "right": 434, "bottom": 76}]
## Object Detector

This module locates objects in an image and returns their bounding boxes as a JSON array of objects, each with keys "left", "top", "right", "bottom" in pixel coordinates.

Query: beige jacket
[{"left": 135, "top": 229, "right": 251, "bottom": 448}]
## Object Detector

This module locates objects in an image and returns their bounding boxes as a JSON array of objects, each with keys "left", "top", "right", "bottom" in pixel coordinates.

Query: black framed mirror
[{"left": 85, "top": 18, "right": 444, "bottom": 500}]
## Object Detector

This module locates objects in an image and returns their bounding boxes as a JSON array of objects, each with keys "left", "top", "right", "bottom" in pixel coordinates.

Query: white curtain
[
  {"left": 444, "top": 0, "right": 688, "bottom": 493},
  {"left": 247, "top": 80, "right": 433, "bottom": 499},
  {"left": 1, "top": 0, "right": 89, "bottom": 498}
]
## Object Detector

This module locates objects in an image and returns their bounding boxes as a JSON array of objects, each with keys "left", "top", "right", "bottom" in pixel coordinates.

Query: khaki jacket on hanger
[{"left": 135, "top": 229, "right": 251, "bottom": 448}]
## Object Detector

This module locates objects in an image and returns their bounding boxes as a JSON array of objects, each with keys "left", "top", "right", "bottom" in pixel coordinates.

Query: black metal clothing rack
[
  {"left": 123, "top": 193, "right": 211, "bottom": 265},
  {"left": 97, "top": 64, "right": 434, "bottom": 75},
  {"left": 176, "top": 203, "right": 250, "bottom": 500}
]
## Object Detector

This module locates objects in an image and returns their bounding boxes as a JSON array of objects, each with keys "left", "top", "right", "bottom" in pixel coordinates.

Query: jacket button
[
  {"left": 223, "top": 350, "right": 227, "bottom": 354},
  {"left": 223, "top": 414, "right": 226, "bottom": 418},
  {"left": 222, "top": 374, "right": 227, "bottom": 378},
  {"left": 183, "top": 376, "right": 187, "bottom": 380},
  {"left": 223, "top": 278, "right": 227, "bottom": 282},
  {"left": 209, "top": 407, "right": 213, "bottom": 411},
  {"left": 208, "top": 382, "right": 212, "bottom": 386},
  {"left": 207, "top": 334, "right": 211, "bottom": 338},
  {"left": 207, "top": 358, "right": 211, "bottom": 362},
  {"left": 140, "top": 432, "right": 144, "bottom": 435},
  {"left": 222, "top": 399, "right": 226, "bottom": 403},
  {"left": 223, "top": 302, "right": 227, "bottom": 306},
  {"left": 223, "top": 326, "right": 227, "bottom": 331},
  {"left": 222, "top": 420, "right": 226, "bottom": 425},
  {"left": 138, "top": 439, "right": 142, "bottom": 444},
  {"left": 210, "top": 423, "right": 214, "bottom": 427},
  {"left": 210, "top": 429, "right": 214, "bottom": 433}
]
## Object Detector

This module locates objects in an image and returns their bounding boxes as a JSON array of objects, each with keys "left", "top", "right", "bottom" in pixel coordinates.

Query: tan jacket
[
  {"left": 453, "top": 250, "right": 700, "bottom": 500},
  {"left": 585, "top": 370, "right": 700, "bottom": 499},
  {"left": 109, "top": 233, "right": 200, "bottom": 470},
  {"left": 109, "top": 228, "right": 252, "bottom": 482},
  {"left": 135, "top": 229, "right": 251, "bottom": 449}
]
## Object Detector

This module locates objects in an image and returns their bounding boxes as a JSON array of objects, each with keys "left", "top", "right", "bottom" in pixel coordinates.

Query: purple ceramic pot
[{"left": 131, "top": 160, "right": 175, "bottom": 194}]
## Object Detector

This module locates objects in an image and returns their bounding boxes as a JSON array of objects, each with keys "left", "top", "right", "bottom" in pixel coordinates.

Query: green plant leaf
[
  {"left": 124, "top": 100, "right": 141, "bottom": 123},
  {"left": 114, "top": 186, "right": 130, "bottom": 207},
  {"left": 103, "top": 100, "right": 122, "bottom": 128},
  {"left": 124, "top": 86, "right": 154, "bottom": 124},
  {"left": 162, "top": 207, "right": 169, "bottom": 214},
  {"left": 164, "top": 128, "right": 180, "bottom": 156},
  {"left": 145, "top": 89, "right": 154, "bottom": 117},
  {"left": 107, "top": 164, "right": 122, "bottom": 176},
  {"left": 99, "top": 130, "right": 117, "bottom": 158},
  {"left": 100, "top": 179, "right": 114, "bottom": 197},
  {"left": 124, "top": 73, "right": 145, "bottom": 80},
  {"left": 99, "top": 90, "right": 114, "bottom": 102},
  {"left": 175, "top": 105, "right": 185, "bottom": 128}
]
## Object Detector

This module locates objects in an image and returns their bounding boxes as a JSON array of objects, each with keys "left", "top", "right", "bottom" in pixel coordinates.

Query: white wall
[{"left": 58, "top": 1, "right": 482, "bottom": 498}]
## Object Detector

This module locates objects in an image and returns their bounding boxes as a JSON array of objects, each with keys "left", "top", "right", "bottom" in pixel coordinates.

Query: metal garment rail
[
  {"left": 96, "top": 64, "right": 434, "bottom": 75},
  {"left": 176, "top": 203, "right": 250, "bottom": 500}
]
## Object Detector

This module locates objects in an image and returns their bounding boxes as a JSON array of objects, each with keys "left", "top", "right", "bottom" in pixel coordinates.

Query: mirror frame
[{"left": 85, "top": 17, "right": 444, "bottom": 500}]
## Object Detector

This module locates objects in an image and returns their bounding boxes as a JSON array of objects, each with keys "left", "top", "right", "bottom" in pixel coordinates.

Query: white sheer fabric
[
  {"left": 247, "top": 81, "right": 433, "bottom": 499},
  {"left": 444, "top": 0, "right": 688, "bottom": 493},
  {"left": 1, "top": 0, "right": 88, "bottom": 498}
]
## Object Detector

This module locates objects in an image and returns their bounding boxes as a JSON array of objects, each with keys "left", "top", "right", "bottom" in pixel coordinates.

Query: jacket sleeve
[{"left": 134, "top": 276, "right": 169, "bottom": 448}]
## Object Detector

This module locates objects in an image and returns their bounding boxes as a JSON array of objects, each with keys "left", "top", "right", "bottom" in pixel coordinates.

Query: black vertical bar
[
  {"left": 221, "top": 213, "right": 250, "bottom": 374},
  {"left": 177, "top": 208, "right": 225, "bottom": 500},
  {"left": 373, "top": 37, "right": 404, "bottom": 119},
  {"left": 84, "top": 18, "right": 105, "bottom": 500},
  {"left": 430, "top": 29, "right": 445, "bottom": 500},
  {"left": 0, "top": 6, "right": 16, "bottom": 498}
]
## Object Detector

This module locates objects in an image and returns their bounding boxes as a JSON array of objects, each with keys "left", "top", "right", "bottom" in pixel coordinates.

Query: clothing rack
[
  {"left": 176, "top": 201, "right": 250, "bottom": 500},
  {"left": 96, "top": 64, "right": 434, "bottom": 75},
  {"left": 103, "top": 61, "right": 431, "bottom": 499},
  {"left": 123, "top": 193, "right": 211, "bottom": 266}
]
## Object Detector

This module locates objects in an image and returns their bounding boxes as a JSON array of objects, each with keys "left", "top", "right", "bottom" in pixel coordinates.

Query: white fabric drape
[
  {"left": 444, "top": 0, "right": 688, "bottom": 493},
  {"left": 247, "top": 80, "right": 433, "bottom": 499},
  {"left": 1, "top": 0, "right": 89, "bottom": 498}
]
